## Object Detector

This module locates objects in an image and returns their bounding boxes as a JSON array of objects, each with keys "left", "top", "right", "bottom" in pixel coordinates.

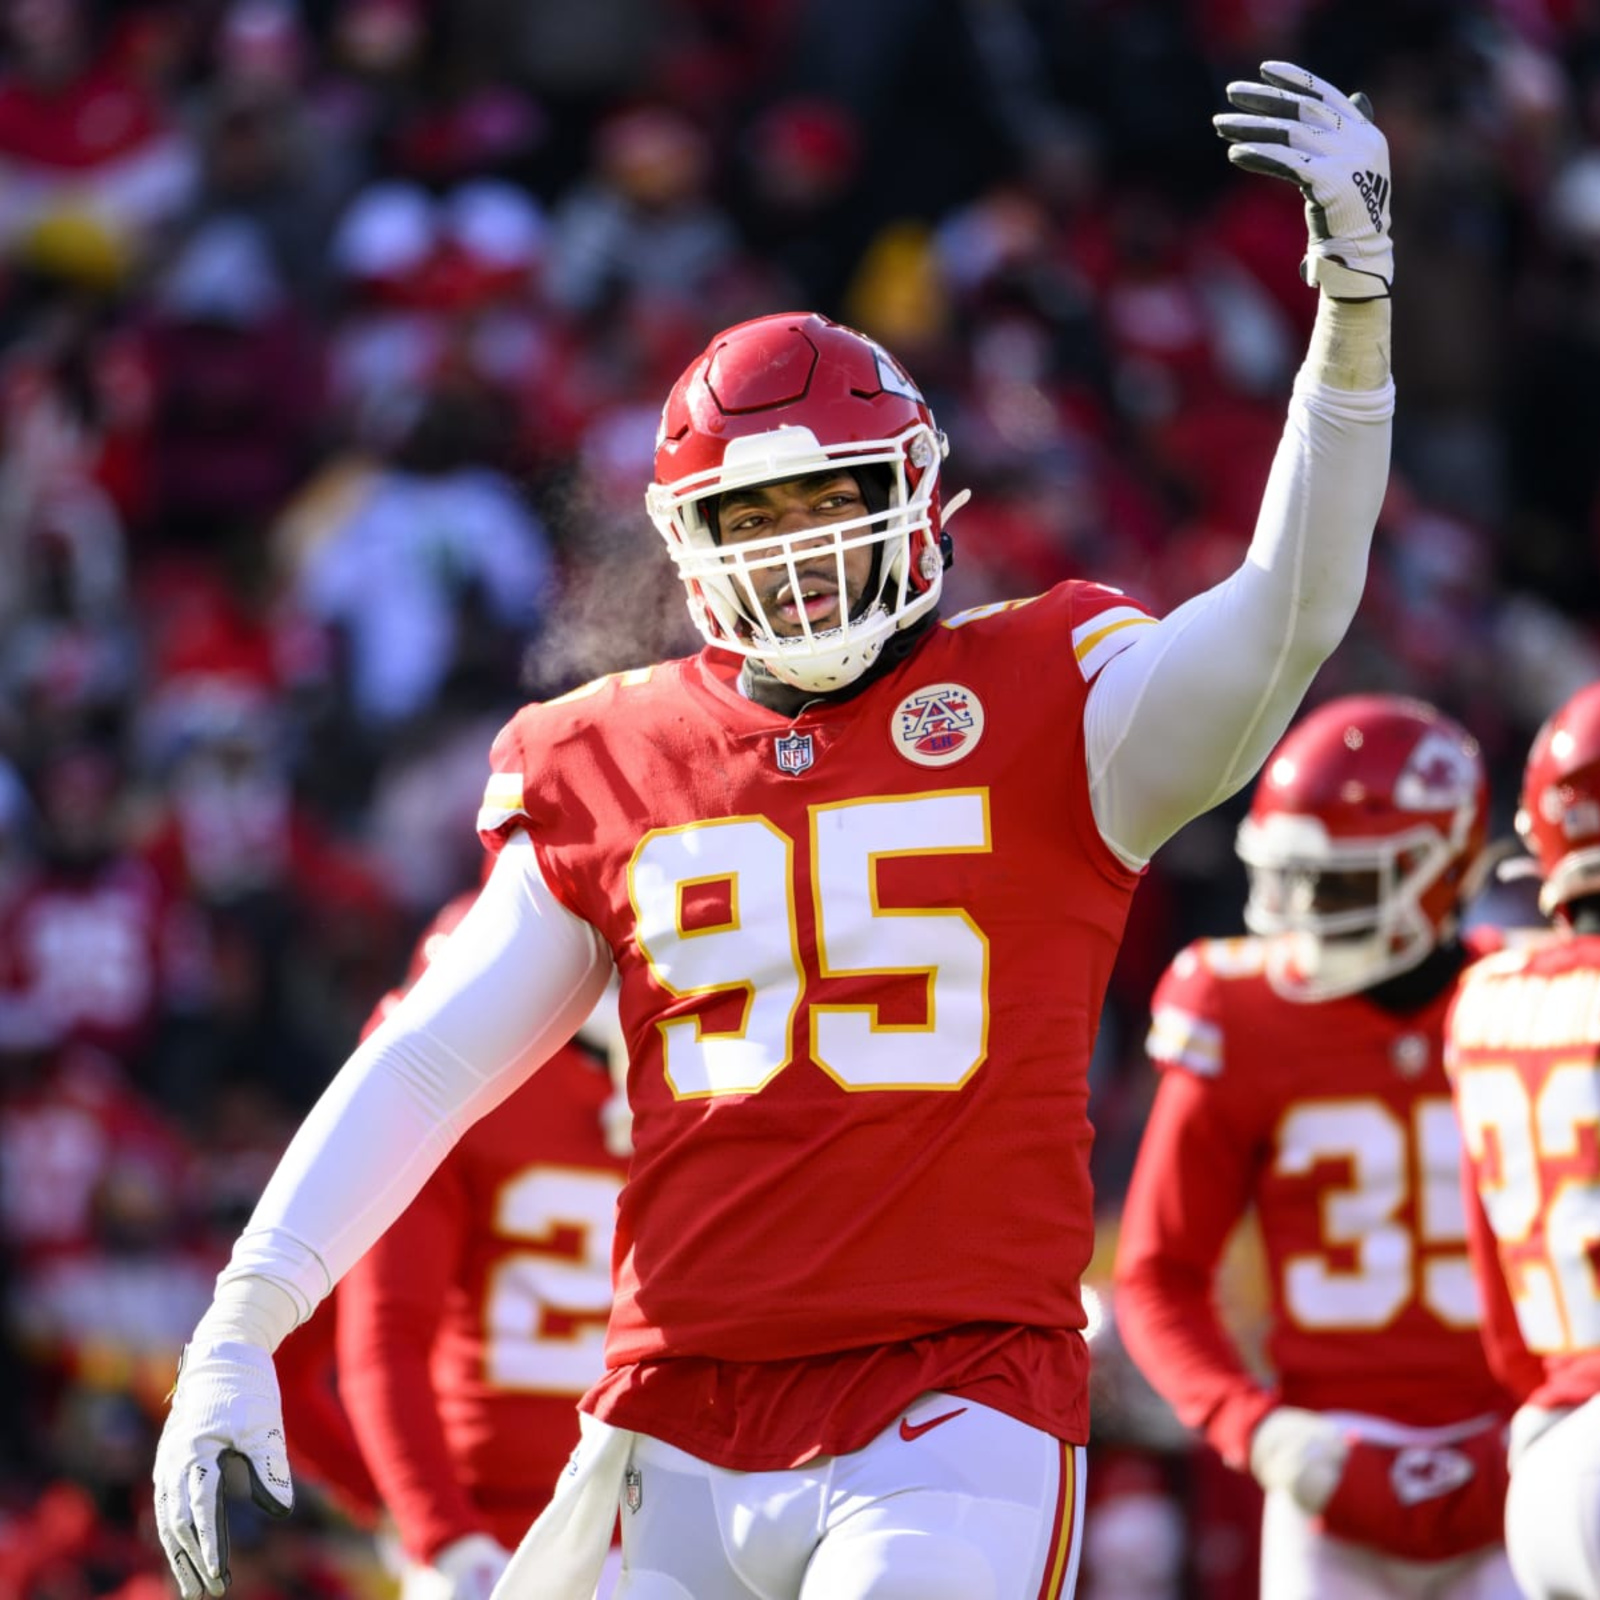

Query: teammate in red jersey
[
  {"left": 1446, "top": 679, "right": 1600, "bottom": 1600},
  {"left": 1114, "top": 695, "right": 1521, "bottom": 1600},
  {"left": 156, "top": 64, "right": 1396, "bottom": 1600},
  {"left": 277, "top": 893, "right": 629, "bottom": 1600}
]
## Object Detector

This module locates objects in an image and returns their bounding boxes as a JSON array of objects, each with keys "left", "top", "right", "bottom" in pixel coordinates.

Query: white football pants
[
  {"left": 612, "top": 1393, "right": 1084, "bottom": 1600},
  {"left": 1260, "top": 1489, "right": 1518, "bottom": 1600},
  {"left": 1505, "top": 1395, "right": 1600, "bottom": 1600}
]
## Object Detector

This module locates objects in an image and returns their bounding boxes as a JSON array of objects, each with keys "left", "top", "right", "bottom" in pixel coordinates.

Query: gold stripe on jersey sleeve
[
  {"left": 476, "top": 772, "right": 527, "bottom": 830},
  {"left": 1072, "top": 612, "right": 1155, "bottom": 679}
]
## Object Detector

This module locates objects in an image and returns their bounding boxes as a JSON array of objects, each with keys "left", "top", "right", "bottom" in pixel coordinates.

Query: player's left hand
[
  {"left": 1316, "top": 1424, "right": 1509, "bottom": 1562},
  {"left": 1215, "top": 61, "right": 1393, "bottom": 300},
  {"left": 153, "top": 1341, "right": 293, "bottom": 1597},
  {"left": 429, "top": 1533, "right": 514, "bottom": 1600}
]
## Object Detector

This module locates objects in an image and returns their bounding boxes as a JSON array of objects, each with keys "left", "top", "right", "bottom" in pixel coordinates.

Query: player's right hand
[
  {"left": 429, "top": 1533, "right": 515, "bottom": 1600},
  {"left": 153, "top": 1340, "right": 294, "bottom": 1597},
  {"left": 1214, "top": 61, "right": 1393, "bottom": 300},
  {"left": 1248, "top": 1404, "right": 1349, "bottom": 1512}
]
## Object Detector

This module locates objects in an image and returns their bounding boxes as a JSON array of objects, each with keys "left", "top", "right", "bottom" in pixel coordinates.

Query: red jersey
[
  {"left": 1115, "top": 933, "right": 1511, "bottom": 1471},
  {"left": 478, "top": 583, "right": 1148, "bottom": 1468},
  {"left": 1446, "top": 933, "right": 1600, "bottom": 1411}
]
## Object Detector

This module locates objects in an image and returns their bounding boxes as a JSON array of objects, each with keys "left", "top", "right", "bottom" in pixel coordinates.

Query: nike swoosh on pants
[{"left": 898, "top": 1406, "right": 969, "bottom": 1441}]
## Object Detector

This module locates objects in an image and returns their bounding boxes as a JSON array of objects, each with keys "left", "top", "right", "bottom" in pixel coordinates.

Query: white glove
[
  {"left": 1214, "top": 60, "right": 1393, "bottom": 300},
  {"left": 428, "top": 1533, "right": 514, "bottom": 1600},
  {"left": 153, "top": 1340, "right": 294, "bottom": 1597},
  {"left": 1248, "top": 1405, "right": 1350, "bottom": 1512}
]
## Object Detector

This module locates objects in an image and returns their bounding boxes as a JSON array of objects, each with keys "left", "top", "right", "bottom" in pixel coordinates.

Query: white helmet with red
[
  {"left": 1516, "top": 679, "right": 1600, "bottom": 919},
  {"left": 646, "top": 311, "right": 952, "bottom": 694},
  {"left": 1235, "top": 694, "right": 1488, "bottom": 1000}
]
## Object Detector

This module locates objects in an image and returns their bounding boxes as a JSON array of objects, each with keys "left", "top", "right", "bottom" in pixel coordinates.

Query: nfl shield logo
[
  {"left": 625, "top": 1466, "right": 643, "bottom": 1513},
  {"left": 774, "top": 731, "right": 814, "bottom": 775}
]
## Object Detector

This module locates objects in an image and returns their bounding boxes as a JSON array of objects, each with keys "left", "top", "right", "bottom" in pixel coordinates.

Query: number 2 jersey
[
  {"left": 1447, "top": 932, "right": 1600, "bottom": 1413},
  {"left": 476, "top": 582, "right": 1150, "bottom": 1469},
  {"left": 1114, "top": 932, "right": 1511, "bottom": 1473}
]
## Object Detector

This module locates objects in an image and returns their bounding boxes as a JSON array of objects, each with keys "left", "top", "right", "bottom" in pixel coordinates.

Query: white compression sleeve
[
  {"left": 1087, "top": 299, "right": 1393, "bottom": 867},
  {"left": 205, "top": 834, "right": 614, "bottom": 1349}
]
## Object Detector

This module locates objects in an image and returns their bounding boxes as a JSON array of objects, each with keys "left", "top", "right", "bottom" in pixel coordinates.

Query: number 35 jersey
[
  {"left": 478, "top": 582, "right": 1148, "bottom": 1467},
  {"left": 1115, "top": 932, "right": 1510, "bottom": 1472}
]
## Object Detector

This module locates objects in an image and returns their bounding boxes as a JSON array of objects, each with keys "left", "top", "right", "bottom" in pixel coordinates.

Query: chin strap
[{"left": 740, "top": 606, "right": 943, "bottom": 716}]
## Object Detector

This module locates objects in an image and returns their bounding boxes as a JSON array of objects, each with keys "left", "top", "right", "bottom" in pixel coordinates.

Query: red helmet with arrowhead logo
[
  {"left": 647, "top": 312, "right": 954, "bottom": 693},
  {"left": 1516, "top": 679, "right": 1600, "bottom": 919},
  {"left": 1236, "top": 694, "right": 1488, "bottom": 998}
]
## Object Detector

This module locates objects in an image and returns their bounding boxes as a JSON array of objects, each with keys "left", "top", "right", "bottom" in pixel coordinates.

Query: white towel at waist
[{"left": 492, "top": 1413, "right": 635, "bottom": 1600}]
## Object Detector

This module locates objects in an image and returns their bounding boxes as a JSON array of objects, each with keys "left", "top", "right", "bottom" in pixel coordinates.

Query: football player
[
  {"left": 1446, "top": 679, "right": 1600, "bottom": 1600},
  {"left": 155, "top": 63, "right": 1396, "bottom": 1600},
  {"left": 1114, "top": 695, "right": 1520, "bottom": 1600},
  {"left": 276, "top": 892, "right": 629, "bottom": 1600}
]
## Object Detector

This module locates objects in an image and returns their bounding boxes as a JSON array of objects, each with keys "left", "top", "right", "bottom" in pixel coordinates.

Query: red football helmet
[
  {"left": 647, "top": 311, "right": 954, "bottom": 693},
  {"left": 1515, "top": 679, "right": 1600, "bottom": 918},
  {"left": 1235, "top": 694, "right": 1488, "bottom": 1000}
]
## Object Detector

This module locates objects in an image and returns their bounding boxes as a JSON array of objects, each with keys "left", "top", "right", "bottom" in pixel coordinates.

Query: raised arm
[{"left": 1088, "top": 64, "right": 1394, "bottom": 866}]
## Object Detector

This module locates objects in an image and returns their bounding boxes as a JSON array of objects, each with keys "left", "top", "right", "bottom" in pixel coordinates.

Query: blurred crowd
[{"left": 2, "top": 0, "right": 1599, "bottom": 1595}]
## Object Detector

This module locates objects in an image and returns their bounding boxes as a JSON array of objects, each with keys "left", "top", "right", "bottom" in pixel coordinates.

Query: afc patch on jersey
[{"left": 890, "top": 682, "right": 985, "bottom": 767}]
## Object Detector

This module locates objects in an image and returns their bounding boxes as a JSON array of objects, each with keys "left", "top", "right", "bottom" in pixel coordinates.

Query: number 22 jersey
[{"left": 1447, "top": 933, "right": 1600, "bottom": 1412}]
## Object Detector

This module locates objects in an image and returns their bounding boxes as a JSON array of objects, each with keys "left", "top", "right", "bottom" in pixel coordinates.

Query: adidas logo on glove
[{"left": 1353, "top": 169, "right": 1389, "bottom": 232}]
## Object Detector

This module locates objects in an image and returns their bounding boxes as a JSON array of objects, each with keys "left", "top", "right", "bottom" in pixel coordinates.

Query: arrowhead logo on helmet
[{"left": 1236, "top": 694, "right": 1488, "bottom": 1000}]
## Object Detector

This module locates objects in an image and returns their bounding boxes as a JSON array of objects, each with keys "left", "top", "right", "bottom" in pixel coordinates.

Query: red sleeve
[
  {"left": 336, "top": 1152, "right": 485, "bottom": 1563},
  {"left": 476, "top": 711, "right": 534, "bottom": 857},
  {"left": 474, "top": 704, "right": 588, "bottom": 918},
  {"left": 274, "top": 1303, "right": 382, "bottom": 1525},
  {"left": 1114, "top": 984, "right": 1276, "bottom": 1469},
  {"left": 1460, "top": 1153, "right": 1545, "bottom": 1402}
]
